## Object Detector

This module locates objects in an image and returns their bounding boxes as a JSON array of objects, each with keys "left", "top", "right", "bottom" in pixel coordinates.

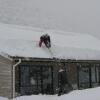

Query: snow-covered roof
[{"left": 0, "top": 23, "right": 100, "bottom": 60}]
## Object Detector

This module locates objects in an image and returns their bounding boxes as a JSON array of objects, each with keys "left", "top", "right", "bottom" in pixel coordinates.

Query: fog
[{"left": 0, "top": 0, "right": 100, "bottom": 38}]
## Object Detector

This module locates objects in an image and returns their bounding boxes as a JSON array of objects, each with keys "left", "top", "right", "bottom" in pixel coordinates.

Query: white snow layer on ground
[
  {"left": 0, "top": 23, "right": 100, "bottom": 60},
  {"left": 0, "top": 97, "right": 8, "bottom": 100},
  {"left": 0, "top": 86, "right": 100, "bottom": 100},
  {"left": 12, "top": 87, "right": 100, "bottom": 100}
]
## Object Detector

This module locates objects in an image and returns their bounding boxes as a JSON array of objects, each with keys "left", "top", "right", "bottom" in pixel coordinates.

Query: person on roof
[{"left": 39, "top": 34, "right": 51, "bottom": 48}]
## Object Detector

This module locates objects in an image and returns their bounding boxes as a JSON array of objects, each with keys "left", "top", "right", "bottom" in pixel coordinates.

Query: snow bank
[
  {"left": 12, "top": 87, "right": 100, "bottom": 100},
  {"left": 0, "top": 23, "right": 100, "bottom": 60}
]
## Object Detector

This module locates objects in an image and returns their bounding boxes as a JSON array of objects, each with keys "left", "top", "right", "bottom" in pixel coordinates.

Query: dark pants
[
  {"left": 39, "top": 40, "right": 51, "bottom": 48},
  {"left": 58, "top": 83, "right": 65, "bottom": 96}
]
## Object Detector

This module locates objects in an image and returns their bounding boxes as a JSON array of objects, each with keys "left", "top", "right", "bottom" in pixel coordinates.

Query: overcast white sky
[{"left": 0, "top": 0, "right": 100, "bottom": 38}]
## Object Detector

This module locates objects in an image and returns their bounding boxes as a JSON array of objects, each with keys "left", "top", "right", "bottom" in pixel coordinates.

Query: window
[
  {"left": 17, "top": 64, "right": 54, "bottom": 96},
  {"left": 78, "top": 63, "right": 100, "bottom": 89}
]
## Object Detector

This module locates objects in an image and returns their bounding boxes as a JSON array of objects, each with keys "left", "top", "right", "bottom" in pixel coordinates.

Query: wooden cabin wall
[{"left": 0, "top": 55, "right": 12, "bottom": 98}]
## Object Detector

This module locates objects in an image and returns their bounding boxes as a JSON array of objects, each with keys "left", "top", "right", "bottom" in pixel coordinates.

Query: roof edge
[
  {"left": 0, "top": 52, "right": 13, "bottom": 61},
  {"left": 11, "top": 56, "right": 100, "bottom": 63}
]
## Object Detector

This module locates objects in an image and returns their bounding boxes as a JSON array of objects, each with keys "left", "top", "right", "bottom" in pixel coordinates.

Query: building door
[{"left": 19, "top": 65, "right": 53, "bottom": 95}]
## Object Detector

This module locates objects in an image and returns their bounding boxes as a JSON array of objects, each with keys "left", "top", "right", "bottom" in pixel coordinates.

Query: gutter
[{"left": 12, "top": 59, "right": 21, "bottom": 98}]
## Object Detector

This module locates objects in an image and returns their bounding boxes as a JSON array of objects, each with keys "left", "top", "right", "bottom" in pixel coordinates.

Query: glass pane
[
  {"left": 79, "top": 67, "right": 89, "bottom": 83},
  {"left": 91, "top": 66, "right": 96, "bottom": 83},
  {"left": 42, "top": 66, "right": 53, "bottom": 94},
  {"left": 20, "top": 66, "right": 30, "bottom": 86},
  {"left": 79, "top": 66, "right": 90, "bottom": 88},
  {"left": 20, "top": 65, "right": 53, "bottom": 95}
]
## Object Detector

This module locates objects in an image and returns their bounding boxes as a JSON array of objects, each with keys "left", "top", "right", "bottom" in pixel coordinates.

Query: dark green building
[{"left": 0, "top": 53, "right": 100, "bottom": 98}]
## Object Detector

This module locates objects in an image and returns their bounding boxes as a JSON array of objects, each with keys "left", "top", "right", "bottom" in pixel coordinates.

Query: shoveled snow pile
[
  {"left": 12, "top": 87, "right": 100, "bottom": 100},
  {"left": 0, "top": 23, "right": 100, "bottom": 60}
]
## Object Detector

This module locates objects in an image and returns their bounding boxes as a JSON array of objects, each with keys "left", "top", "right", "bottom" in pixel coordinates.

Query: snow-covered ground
[
  {"left": 1, "top": 87, "right": 100, "bottom": 100},
  {"left": 0, "top": 87, "right": 100, "bottom": 100},
  {"left": 0, "top": 23, "right": 100, "bottom": 60},
  {"left": 0, "top": 97, "right": 8, "bottom": 100},
  {"left": 10, "top": 87, "right": 100, "bottom": 100}
]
